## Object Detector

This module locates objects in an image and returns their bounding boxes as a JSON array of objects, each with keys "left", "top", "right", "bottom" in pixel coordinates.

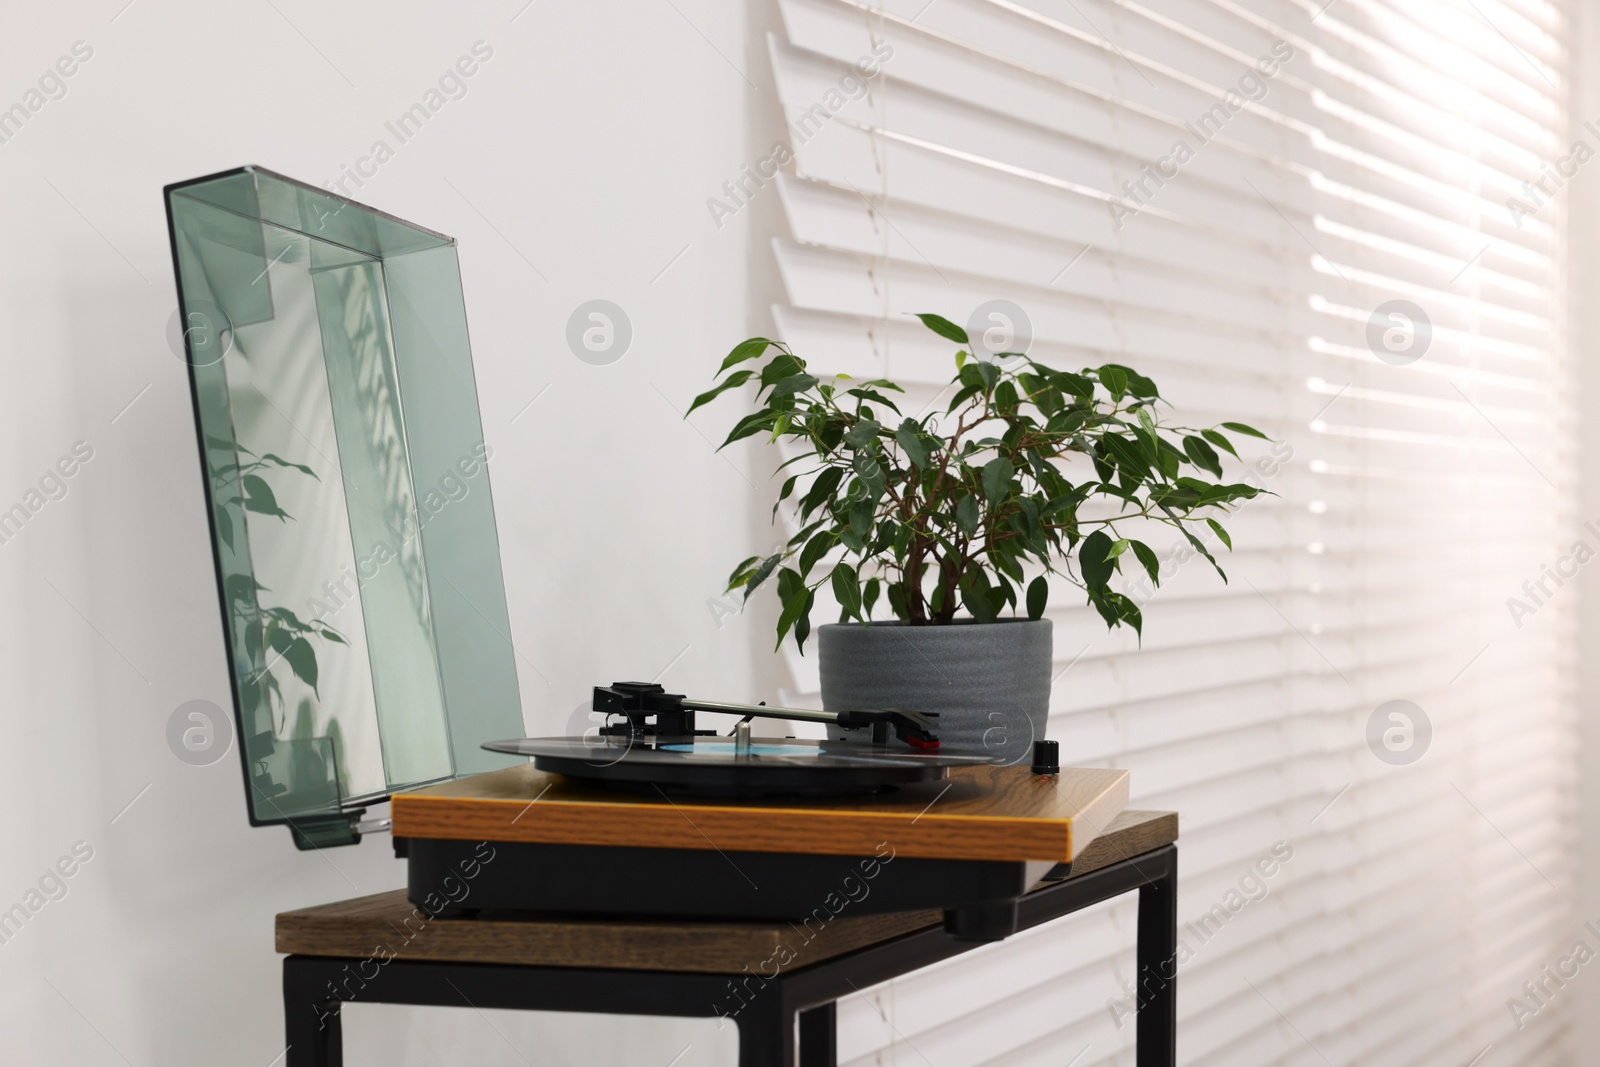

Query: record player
[
  {"left": 166, "top": 166, "right": 1128, "bottom": 943},
  {"left": 395, "top": 682, "right": 1127, "bottom": 940}
]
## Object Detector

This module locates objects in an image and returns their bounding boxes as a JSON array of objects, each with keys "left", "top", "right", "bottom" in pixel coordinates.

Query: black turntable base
[{"left": 402, "top": 835, "right": 1052, "bottom": 942}]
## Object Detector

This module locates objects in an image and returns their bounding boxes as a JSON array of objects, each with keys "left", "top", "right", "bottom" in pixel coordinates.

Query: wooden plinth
[{"left": 390, "top": 763, "right": 1130, "bottom": 863}]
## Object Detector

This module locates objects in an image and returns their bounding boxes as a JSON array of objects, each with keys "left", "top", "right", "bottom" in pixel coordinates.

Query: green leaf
[
  {"left": 775, "top": 569, "right": 811, "bottom": 649},
  {"left": 718, "top": 337, "right": 778, "bottom": 374},
  {"left": 1130, "top": 540, "right": 1161, "bottom": 585},
  {"left": 959, "top": 567, "right": 999, "bottom": 623},
  {"left": 799, "top": 466, "right": 845, "bottom": 517},
  {"left": 981, "top": 457, "right": 1014, "bottom": 504},
  {"left": 1206, "top": 517, "right": 1233, "bottom": 550},
  {"left": 687, "top": 369, "right": 754, "bottom": 415},
  {"left": 1101, "top": 363, "right": 1158, "bottom": 399},
  {"left": 794, "top": 590, "right": 815, "bottom": 653},
  {"left": 916, "top": 313, "right": 969, "bottom": 345},
  {"left": 739, "top": 553, "right": 784, "bottom": 602},
  {"left": 1201, "top": 428, "right": 1240, "bottom": 459},
  {"left": 772, "top": 475, "right": 800, "bottom": 521},
  {"left": 863, "top": 578, "right": 881, "bottom": 618},
  {"left": 1107, "top": 537, "right": 1131, "bottom": 559},
  {"left": 846, "top": 388, "right": 903, "bottom": 414},
  {"left": 842, "top": 418, "right": 881, "bottom": 449},
  {"left": 1026, "top": 575, "right": 1048, "bottom": 620},
  {"left": 1100, "top": 435, "right": 1150, "bottom": 481},
  {"left": 1155, "top": 440, "right": 1182, "bottom": 480},
  {"left": 319, "top": 629, "right": 347, "bottom": 644},
  {"left": 758, "top": 353, "right": 807, "bottom": 388},
  {"left": 853, "top": 451, "right": 886, "bottom": 499},
  {"left": 993, "top": 547, "right": 1025, "bottom": 586},
  {"left": 284, "top": 637, "right": 319, "bottom": 696},
  {"left": 994, "top": 380, "right": 1019, "bottom": 413},
  {"left": 215, "top": 506, "right": 234, "bottom": 551},
  {"left": 798, "top": 530, "right": 836, "bottom": 576},
  {"left": 947, "top": 384, "right": 984, "bottom": 415},
  {"left": 886, "top": 582, "right": 909, "bottom": 620},
  {"left": 996, "top": 572, "right": 1018, "bottom": 613},
  {"left": 895, "top": 421, "right": 929, "bottom": 467},
  {"left": 1016, "top": 496, "right": 1042, "bottom": 542},
  {"left": 719, "top": 410, "right": 776, "bottom": 449},
  {"left": 1106, "top": 592, "right": 1143, "bottom": 638},
  {"left": 849, "top": 499, "right": 874, "bottom": 537},
  {"left": 776, "top": 567, "right": 800, "bottom": 600},
  {"left": 831, "top": 563, "right": 862, "bottom": 622},
  {"left": 1221, "top": 421, "right": 1269, "bottom": 439},
  {"left": 955, "top": 494, "right": 980, "bottom": 536},
  {"left": 768, "top": 373, "right": 818, "bottom": 399},
  {"left": 1080, "top": 530, "right": 1115, "bottom": 590},
  {"left": 1087, "top": 589, "right": 1118, "bottom": 629},
  {"left": 726, "top": 554, "right": 761, "bottom": 586},
  {"left": 1182, "top": 435, "right": 1223, "bottom": 477},
  {"left": 1026, "top": 375, "right": 1063, "bottom": 416},
  {"left": 1042, "top": 491, "right": 1083, "bottom": 519},
  {"left": 1161, "top": 505, "right": 1227, "bottom": 581},
  {"left": 1098, "top": 365, "right": 1128, "bottom": 398},
  {"left": 1054, "top": 372, "right": 1094, "bottom": 400}
]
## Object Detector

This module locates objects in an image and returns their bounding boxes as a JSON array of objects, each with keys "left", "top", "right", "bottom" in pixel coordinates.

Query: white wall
[{"left": 0, "top": 2, "right": 788, "bottom": 1063}]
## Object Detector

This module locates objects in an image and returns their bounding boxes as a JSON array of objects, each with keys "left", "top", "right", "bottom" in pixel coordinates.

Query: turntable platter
[{"left": 481, "top": 735, "right": 996, "bottom": 797}]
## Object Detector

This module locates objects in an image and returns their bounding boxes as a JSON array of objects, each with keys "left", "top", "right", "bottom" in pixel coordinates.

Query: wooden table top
[
  {"left": 391, "top": 763, "right": 1130, "bottom": 863},
  {"left": 278, "top": 809, "right": 1175, "bottom": 973}
]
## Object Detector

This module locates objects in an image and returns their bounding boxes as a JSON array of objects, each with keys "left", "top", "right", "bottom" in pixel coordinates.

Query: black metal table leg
[
  {"left": 732, "top": 992, "right": 795, "bottom": 1067},
  {"left": 283, "top": 957, "right": 344, "bottom": 1067},
  {"left": 732, "top": 992, "right": 835, "bottom": 1066},
  {"left": 798, "top": 1002, "right": 836, "bottom": 1067},
  {"left": 1136, "top": 847, "right": 1178, "bottom": 1067}
]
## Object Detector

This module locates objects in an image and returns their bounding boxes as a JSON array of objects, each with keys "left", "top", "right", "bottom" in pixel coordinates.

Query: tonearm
[{"left": 589, "top": 681, "right": 941, "bottom": 750}]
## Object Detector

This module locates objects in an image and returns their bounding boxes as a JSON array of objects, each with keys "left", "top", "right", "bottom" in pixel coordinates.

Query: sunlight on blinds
[{"left": 765, "top": 0, "right": 1576, "bottom": 1063}]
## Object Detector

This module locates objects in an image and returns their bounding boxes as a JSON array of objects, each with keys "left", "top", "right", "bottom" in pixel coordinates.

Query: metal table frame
[{"left": 282, "top": 844, "right": 1176, "bottom": 1067}]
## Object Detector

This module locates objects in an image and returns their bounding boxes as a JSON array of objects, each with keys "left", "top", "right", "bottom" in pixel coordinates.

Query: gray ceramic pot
[{"left": 818, "top": 618, "right": 1052, "bottom": 766}]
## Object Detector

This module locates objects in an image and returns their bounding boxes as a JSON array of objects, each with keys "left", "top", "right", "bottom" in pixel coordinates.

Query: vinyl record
[{"left": 482, "top": 735, "right": 996, "bottom": 797}]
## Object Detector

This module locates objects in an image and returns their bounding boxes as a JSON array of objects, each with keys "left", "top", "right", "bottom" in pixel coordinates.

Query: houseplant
[{"left": 688, "top": 314, "right": 1267, "bottom": 761}]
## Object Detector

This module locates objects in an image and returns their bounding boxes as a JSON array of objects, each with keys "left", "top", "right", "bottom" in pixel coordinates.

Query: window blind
[{"left": 761, "top": 0, "right": 1576, "bottom": 1063}]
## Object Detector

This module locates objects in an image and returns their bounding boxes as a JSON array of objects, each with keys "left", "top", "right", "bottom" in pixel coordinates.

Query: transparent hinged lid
[{"left": 165, "top": 166, "right": 523, "bottom": 849}]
